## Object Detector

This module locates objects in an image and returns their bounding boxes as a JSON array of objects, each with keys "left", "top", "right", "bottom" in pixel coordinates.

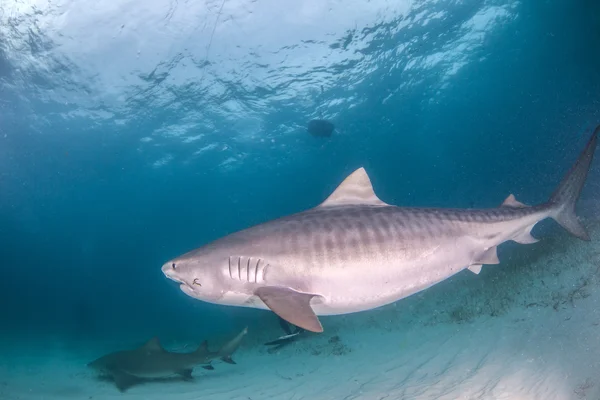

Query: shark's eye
[{"left": 172, "top": 262, "right": 177, "bottom": 270}]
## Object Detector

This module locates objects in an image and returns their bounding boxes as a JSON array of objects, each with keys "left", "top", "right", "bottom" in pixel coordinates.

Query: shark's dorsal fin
[
  {"left": 195, "top": 340, "right": 208, "bottom": 355},
  {"left": 500, "top": 194, "right": 527, "bottom": 208},
  {"left": 142, "top": 337, "right": 163, "bottom": 352},
  {"left": 319, "top": 167, "right": 387, "bottom": 207}
]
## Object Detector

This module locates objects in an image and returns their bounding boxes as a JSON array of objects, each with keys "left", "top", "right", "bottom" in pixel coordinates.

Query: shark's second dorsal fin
[
  {"left": 142, "top": 337, "right": 163, "bottom": 352},
  {"left": 319, "top": 167, "right": 387, "bottom": 207},
  {"left": 500, "top": 194, "right": 527, "bottom": 208}
]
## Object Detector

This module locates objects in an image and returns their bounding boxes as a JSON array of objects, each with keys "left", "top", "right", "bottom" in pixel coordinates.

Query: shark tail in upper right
[{"left": 545, "top": 124, "right": 599, "bottom": 241}]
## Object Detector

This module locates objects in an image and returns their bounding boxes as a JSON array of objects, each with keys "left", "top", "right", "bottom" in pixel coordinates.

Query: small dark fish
[
  {"left": 264, "top": 317, "right": 305, "bottom": 348},
  {"left": 308, "top": 119, "right": 334, "bottom": 137},
  {"left": 264, "top": 332, "right": 302, "bottom": 347}
]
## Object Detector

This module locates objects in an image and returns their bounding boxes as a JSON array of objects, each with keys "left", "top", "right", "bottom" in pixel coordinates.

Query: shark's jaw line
[
  {"left": 162, "top": 126, "right": 599, "bottom": 334},
  {"left": 180, "top": 284, "right": 198, "bottom": 295}
]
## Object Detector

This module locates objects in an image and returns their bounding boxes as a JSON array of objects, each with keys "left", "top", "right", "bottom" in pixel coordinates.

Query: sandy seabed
[{"left": 3, "top": 224, "right": 600, "bottom": 400}]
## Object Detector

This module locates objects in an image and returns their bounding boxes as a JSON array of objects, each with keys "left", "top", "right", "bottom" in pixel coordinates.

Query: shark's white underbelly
[{"left": 305, "top": 236, "right": 481, "bottom": 316}]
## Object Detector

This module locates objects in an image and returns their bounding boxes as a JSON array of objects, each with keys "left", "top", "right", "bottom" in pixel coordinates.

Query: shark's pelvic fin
[
  {"left": 319, "top": 167, "right": 388, "bottom": 207},
  {"left": 255, "top": 286, "right": 323, "bottom": 333},
  {"left": 475, "top": 246, "right": 500, "bottom": 265},
  {"left": 468, "top": 264, "right": 483, "bottom": 274},
  {"left": 468, "top": 246, "right": 500, "bottom": 274},
  {"left": 547, "top": 125, "right": 599, "bottom": 241}
]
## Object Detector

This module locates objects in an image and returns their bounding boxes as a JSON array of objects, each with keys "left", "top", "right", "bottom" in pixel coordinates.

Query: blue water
[{"left": 2, "top": 0, "right": 600, "bottom": 398}]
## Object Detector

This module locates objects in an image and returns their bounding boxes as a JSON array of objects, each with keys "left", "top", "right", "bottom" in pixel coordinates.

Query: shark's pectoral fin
[
  {"left": 202, "top": 364, "right": 215, "bottom": 371},
  {"left": 255, "top": 286, "right": 324, "bottom": 333},
  {"left": 176, "top": 368, "right": 194, "bottom": 380},
  {"left": 111, "top": 370, "right": 141, "bottom": 392}
]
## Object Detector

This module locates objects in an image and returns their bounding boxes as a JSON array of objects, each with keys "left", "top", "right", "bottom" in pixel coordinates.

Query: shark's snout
[
  {"left": 161, "top": 261, "right": 180, "bottom": 282},
  {"left": 161, "top": 261, "right": 203, "bottom": 298}
]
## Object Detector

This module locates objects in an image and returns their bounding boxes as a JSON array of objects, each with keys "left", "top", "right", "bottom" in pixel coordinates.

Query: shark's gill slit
[
  {"left": 246, "top": 258, "right": 251, "bottom": 282},
  {"left": 237, "top": 257, "right": 241, "bottom": 280},
  {"left": 254, "top": 259, "right": 260, "bottom": 283},
  {"left": 262, "top": 264, "right": 270, "bottom": 281},
  {"left": 228, "top": 257, "right": 233, "bottom": 279}
]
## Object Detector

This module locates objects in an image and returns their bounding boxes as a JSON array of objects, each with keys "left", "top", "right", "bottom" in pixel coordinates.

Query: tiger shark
[
  {"left": 162, "top": 126, "right": 599, "bottom": 333},
  {"left": 88, "top": 327, "right": 247, "bottom": 392}
]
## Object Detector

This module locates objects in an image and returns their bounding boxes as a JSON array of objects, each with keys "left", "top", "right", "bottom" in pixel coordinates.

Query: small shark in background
[
  {"left": 88, "top": 327, "right": 247, "bottom": 392},
  {"left": 163, "top": 125, "right": 599, "bottom": 333}
]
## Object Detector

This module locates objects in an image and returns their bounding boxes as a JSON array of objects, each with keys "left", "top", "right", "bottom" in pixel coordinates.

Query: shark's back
[{"left": 217, "top": 202, "right": 538, "bottom": 274}]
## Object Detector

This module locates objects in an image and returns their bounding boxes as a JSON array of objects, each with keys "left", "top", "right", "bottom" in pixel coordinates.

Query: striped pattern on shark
[{"left": 163, "top": 125, "right": 599, "bottom": 333}]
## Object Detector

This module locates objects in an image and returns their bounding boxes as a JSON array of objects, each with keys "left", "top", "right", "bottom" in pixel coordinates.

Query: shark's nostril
[{"left": 193, "top": 278, "right": 201, "bottom": 287}]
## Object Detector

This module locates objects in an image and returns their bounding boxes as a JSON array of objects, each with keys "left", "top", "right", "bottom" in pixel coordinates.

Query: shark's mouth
[
  {"left": 162, "top": 265, "right": 180, "bottom": 282},
  {"left": 179, "top": 282, "right": 229, "bottom": 303}
]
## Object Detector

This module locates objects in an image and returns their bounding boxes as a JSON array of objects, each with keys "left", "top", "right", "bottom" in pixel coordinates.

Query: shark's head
[
  {"left": 87, "top": 355, "right": 112, "bottom": 373},
  {"left": 161, "top": 247, "right": 233, "bottom": 303}
]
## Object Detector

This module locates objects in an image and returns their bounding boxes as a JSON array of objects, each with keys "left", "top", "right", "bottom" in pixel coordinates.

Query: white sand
[{"left": 2, "top": 224, "right": 600, "bottom": 400}]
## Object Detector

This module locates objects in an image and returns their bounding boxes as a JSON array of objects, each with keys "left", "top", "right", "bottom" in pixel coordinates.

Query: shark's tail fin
[
  {"left": 217, "top": 327, "right": 248, "bottom": 364},
  {"left": 547, "top": 125, "right": 599, "bottom": 241}
]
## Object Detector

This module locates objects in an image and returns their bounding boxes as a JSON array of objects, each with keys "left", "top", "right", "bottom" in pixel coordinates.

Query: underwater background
[{"left": 2, "top": 0, "right": 600, "bottom": 399}]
